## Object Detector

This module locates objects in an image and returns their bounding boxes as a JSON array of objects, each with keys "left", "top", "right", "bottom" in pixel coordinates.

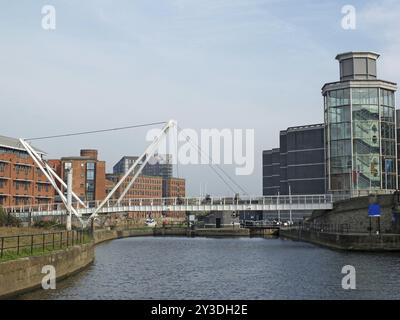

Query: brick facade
[
  {"left": 49, "top": 149, "right": 106, "bottom": 203},
  {"left": 0, "top": 140, "right": 54, "bottom": 206}
]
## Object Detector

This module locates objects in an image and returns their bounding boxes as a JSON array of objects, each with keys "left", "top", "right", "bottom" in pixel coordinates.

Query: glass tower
[{"left": 323, "top": 52, "right": 397, "bottom": 196}]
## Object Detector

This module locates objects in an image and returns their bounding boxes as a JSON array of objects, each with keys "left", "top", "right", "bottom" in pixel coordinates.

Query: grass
[
  {"left": 0, "top": 227, "right": 47, "bottom": 237},
  {"left": 0, "top": 231, "right": 92, "bottom": 263}
]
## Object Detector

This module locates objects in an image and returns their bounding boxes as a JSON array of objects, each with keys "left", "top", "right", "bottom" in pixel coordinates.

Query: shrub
[{"left": 0, "top": 206, "right": 21, "bottom": 227}]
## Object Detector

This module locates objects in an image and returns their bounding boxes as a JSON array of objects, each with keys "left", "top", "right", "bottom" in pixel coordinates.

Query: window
[
  {"left": 352, "top": 104, "right": 379, "bottom": 121},
  {"left": 15, "top": 165, "right": 31, "bottom": 175},
  {"left": 330, "top": 123, "right": 351, "bottom": 140},
  {"left": 381, "top": 106, "right": 395, "bottom": 123},
  {"left": 86, "top": 170, "right": 95, "bottom": 180},
  {"left": 87, "top": 162, "right": 95, "bottom": 170}
]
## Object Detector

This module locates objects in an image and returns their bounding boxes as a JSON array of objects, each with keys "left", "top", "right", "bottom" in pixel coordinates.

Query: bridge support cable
[
  {"left": 25, "top": 121, "right": 167, "bottom": 141},
  {"left": 87, "top": 120, "right": 177, "bottom": 221},
  {"left": 19, "top": 139, "right": 85, "bottom": 226},
  {"left": 177, "top": 125, "right": 249, "bottom": 197}
]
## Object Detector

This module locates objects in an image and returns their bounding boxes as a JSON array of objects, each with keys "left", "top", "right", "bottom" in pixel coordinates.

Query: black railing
[
  {"left": 286, "top": 222, "right": 353, "bottom": 234},
  {"left": 0, "top": 230, "right": 90, "bottom": 260},
  {"left": 285, "top": 221, "right": 400, "bottom": 235}
]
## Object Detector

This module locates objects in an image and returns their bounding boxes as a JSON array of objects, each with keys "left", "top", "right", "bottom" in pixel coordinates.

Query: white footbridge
[
  {"left": 3, "top": 195, "right": 333, "bottom": 218},
  {"left": 7, "top": 120, "right": 333, "bottom": 228}
]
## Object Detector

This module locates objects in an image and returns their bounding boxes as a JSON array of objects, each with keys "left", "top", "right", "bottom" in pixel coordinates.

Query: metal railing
[
  {"left": 332, "top": 189, "right": 395, "bottom": 202},
  {"left": 283, "top": 222, "right": 387, "bottom": 234},
  {"left": 0, "top": 229, "right": 90, "bottom": 260},
  {"left": 241, "top": 220, "right": 280, "bottom": 228},
  {"left": 295, "top": 222, "right": 351, "bottom": 234},
  {"left": 2, "top": 194, "right": 334, "bottom": 215}
]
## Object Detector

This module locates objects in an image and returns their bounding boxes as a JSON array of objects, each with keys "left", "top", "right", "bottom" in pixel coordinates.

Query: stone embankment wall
[
  {"left": 0, "top": 242, "right": 94, "bottom": 299},
  {"left": 93, "top": 228, "right": 154, "bottom": 244},
  {"left": 279, "top": 193, "right": 400, "bottom": 251},
  {"left": 280, "top": 228, "right": 400, "bottom": 251},
  {"left": 309, "top": 194, "right": 400, "bottom": 233}
]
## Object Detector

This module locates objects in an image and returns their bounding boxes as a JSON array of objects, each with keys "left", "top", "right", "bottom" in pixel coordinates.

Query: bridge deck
[{"left": 3, "top": 195, "right": 333, "bottom": 218}]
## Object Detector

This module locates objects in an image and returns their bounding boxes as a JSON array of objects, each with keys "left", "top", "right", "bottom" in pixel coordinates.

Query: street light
[
  {"left": 277, "top": 191, "right": 281, "bottom": 224},
  {"left": 289, "top": 184, "right": 293, "bottom": 225}
]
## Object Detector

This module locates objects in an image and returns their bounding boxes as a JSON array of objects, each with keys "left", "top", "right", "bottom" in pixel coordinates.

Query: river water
[{"left": 18, "top": 236, "right": 400, "bottom": 300}]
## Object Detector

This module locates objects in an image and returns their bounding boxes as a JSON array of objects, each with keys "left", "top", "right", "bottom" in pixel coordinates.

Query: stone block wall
[{"left": 308, "top": 194, "right": 400, "bottom": 234}]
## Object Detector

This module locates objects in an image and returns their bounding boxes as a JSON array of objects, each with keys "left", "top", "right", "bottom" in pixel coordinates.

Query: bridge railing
[{"left": 1, "top": 194, "right": 333, "bottom": 214}]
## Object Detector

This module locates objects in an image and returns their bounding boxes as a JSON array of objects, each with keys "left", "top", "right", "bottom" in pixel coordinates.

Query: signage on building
[{"left": 368, "top": 203, "right": 381, "bottom": 217}]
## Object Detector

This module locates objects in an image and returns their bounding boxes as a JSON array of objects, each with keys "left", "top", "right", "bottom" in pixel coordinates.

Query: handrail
[
  {"left": 1, "top": 194, "right": 333, "bottom": 213},
  {"left": 283, "top": 221, "right": 392, "bottom": 235}
]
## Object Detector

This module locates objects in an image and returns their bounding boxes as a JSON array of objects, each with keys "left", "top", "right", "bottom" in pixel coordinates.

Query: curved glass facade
[{"left": 325, "top": 87, "right": 397, "bottom": 194}]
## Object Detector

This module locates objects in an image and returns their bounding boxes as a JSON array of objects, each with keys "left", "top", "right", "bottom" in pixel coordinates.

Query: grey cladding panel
[
  {"left": 354, "top": 58, "right": 367, "bottom": 75},
  {"left": 368, "top": 58, "right": 377, "bottom": 77},
  {"left": 341, "top": 59, "right": 353, "bottom": 78}
]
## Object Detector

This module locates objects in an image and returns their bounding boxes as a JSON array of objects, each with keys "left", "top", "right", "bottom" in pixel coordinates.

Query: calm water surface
[{"left": 19, "top": 236, "right": 400, "bottom": 300}]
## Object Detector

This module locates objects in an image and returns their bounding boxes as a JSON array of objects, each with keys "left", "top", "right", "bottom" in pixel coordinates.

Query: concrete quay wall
[
  {"left": 280, "top": 228, "right": 400, "bottom": 251},
  {"left": 0, "top": 242, "right": 94, "bottom": 299},
  {"left": 309, "top": 194, "right": 400, "bottom": 234}
]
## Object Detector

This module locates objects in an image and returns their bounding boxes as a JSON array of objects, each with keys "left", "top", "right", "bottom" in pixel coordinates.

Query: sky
[{"left": 1, "top": 0, "right": 400, "bottom": 196}]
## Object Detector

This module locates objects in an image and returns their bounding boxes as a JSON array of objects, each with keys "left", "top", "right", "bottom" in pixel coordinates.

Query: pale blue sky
[{"left": 0, "top": 0, "right": 399, "bottom": 195}]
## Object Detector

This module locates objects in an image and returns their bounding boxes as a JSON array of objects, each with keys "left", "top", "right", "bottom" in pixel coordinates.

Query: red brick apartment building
[
  {"left": 49, "top": 149, "right": 106, "bottom": 203},
  {"left": 106, "top": 175, "right": 186, "bottom": 219},
  {"left": 106, "top": 174, "right": 163, "bottom": 199},
  {"left": 0, "top": 135, "right": 54, "bottom": 206},
  {"left": 163, "top": 177, "right": 185, "bottom": 198}
]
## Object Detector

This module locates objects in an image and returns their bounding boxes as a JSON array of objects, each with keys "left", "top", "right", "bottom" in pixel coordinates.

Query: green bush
[{"left": 0, "top": 206, "right": 21, "bottom": 227}]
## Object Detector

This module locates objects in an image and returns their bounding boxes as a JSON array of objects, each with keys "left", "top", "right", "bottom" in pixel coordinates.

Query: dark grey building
[
  {"left": 262, "top": 148, "right": 280, "bottom": 195},
  {"left": 263, "top": 124, "right": 326, "bottom": 195},
  {"left": 113, "top": 154, "right": 173, "bottom": 179},
  {"left": 142, "top": 154, "right": 173, "bottom": 179},
  {"left": 113, "top": 156, "right": 139, "bottom": 176}
]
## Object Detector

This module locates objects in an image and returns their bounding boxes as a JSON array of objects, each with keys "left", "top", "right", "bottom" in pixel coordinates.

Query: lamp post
[
  {"left": 277, "top": 191, "right": 281, "bottom": 224},
  {"left": 369, "top": 154, "right": 372, "bottom": 194},
  {"left": 289, "top": 184, "right": 293, "bottom": 225}
]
